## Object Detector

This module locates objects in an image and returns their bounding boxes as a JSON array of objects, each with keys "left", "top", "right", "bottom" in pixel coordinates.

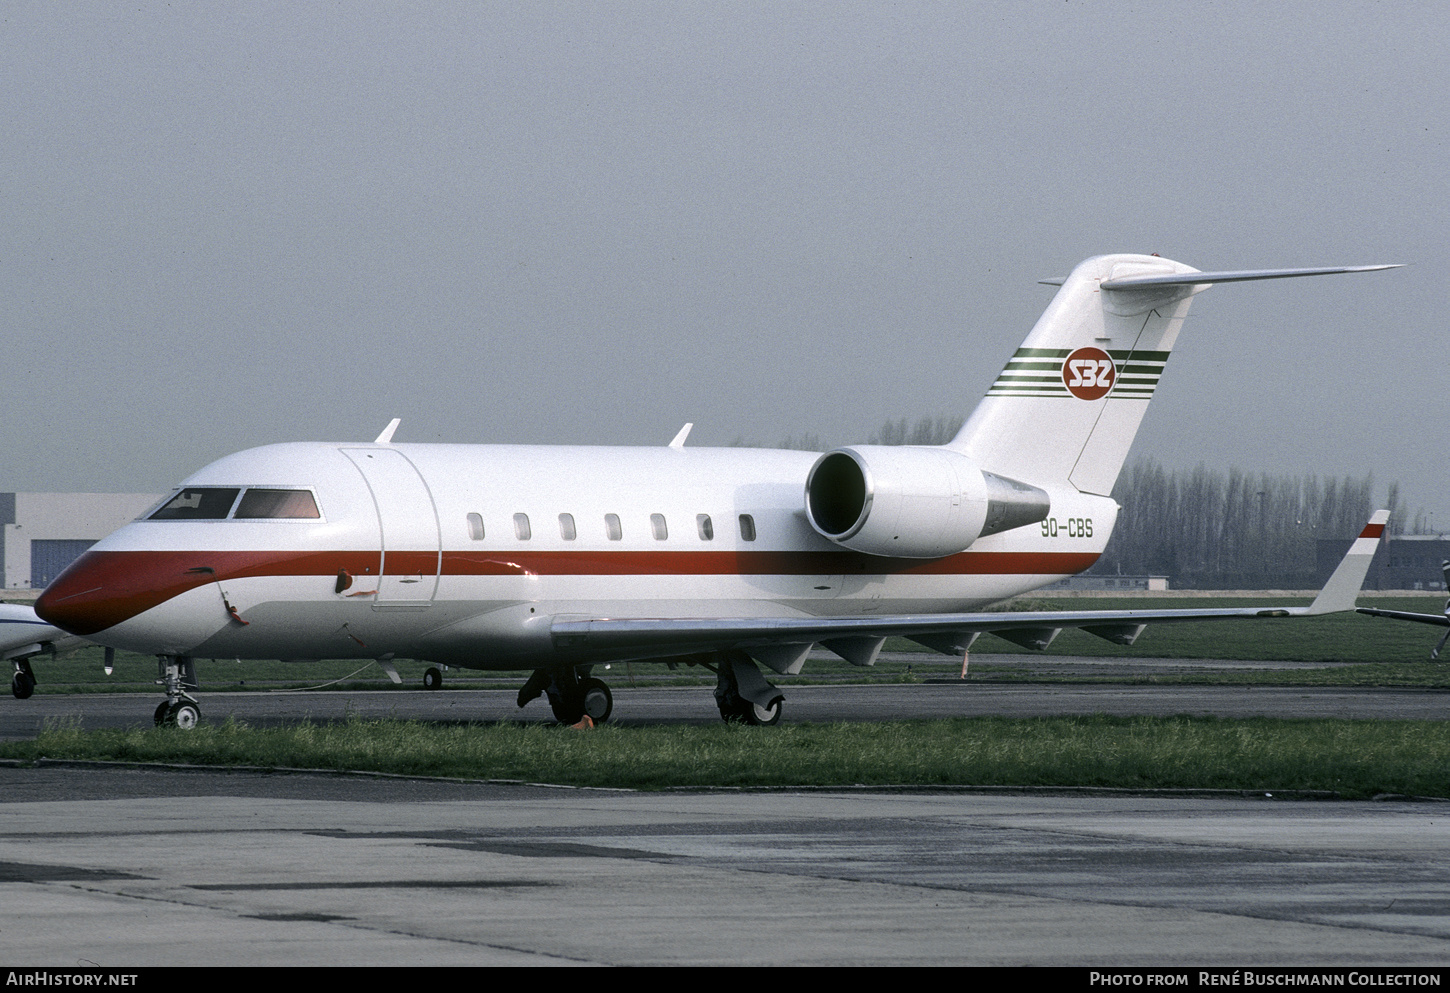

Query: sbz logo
[{"left": 1062, "top": 347, "right": 1115, "bottom": 400}]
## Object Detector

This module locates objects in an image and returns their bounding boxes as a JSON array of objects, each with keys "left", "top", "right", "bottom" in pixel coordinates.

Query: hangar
[{"left": 1, "top": 493, "right": 163, "bottom": 590}]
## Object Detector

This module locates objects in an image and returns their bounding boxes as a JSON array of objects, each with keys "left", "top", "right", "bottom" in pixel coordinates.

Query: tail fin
[
  {"left": 947, "top": 256, "right": 1401, "bottom": 495},
  {"left": 948, "top": 254, "right": 1202, "bottom": 494}
]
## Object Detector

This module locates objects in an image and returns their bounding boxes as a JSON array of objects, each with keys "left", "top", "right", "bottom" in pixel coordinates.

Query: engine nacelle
[{"left": 804, "top": 446, "right": 1050, "bottom": 558}]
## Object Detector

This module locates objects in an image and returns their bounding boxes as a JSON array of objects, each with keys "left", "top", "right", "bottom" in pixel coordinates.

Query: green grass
[{"left": 6, "top": 715, "right": 1448, "bottom": 799}]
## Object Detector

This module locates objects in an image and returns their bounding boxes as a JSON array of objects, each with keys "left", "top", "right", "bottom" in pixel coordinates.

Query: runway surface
[
  {"left": 6, "top": 668, "right": 1449, "bottom": 966},
  {"left": 3, "top": 766, "right": 1449, "bottom": 966},
  {"left": 3, "top": 680, "right": 1449, "bottom": 740}
]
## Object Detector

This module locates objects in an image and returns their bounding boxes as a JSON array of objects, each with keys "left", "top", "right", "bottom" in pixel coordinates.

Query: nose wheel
[
  {"left": 155, "top": 700, "right": 201, "bottom": 729},
  {"left": 153, "top": 655, "right": 201, "bottom": 729}
]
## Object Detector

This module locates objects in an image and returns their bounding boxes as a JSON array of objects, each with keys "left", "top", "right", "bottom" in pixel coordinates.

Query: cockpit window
[
  {"left": 148, "top": 488, "right": 241, "bottom": 520},
  {"left": 234, "top": 489, "right": 321, "bottom": 519}
]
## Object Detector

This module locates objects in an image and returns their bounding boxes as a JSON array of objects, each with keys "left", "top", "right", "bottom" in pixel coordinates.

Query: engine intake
[{"left": 804, "top": 446, "right": 1049, "bottom": 558}]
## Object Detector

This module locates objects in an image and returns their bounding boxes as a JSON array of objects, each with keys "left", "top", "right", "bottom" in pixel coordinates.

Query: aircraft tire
[
  {"left": 716, "top": 691, "right": 747, "bottom": 723},
  {"left": 172, "top": 702, "right": 200, "bottom": 730},
  {"left": 744, "top": 697, "right": 783, "bottom": 727},
  {"left": 423, "top": 667, "right": 443, "bottom": 691},
  {"left": 154, "top": 701, "right": 171, "bottom": 726},
  {"left": 580, "top": 678, "right": 612, "bottom": 723},
  {"left": 548, "top": 693, "right": 584, "bottom": 724},
  {"left": 11, "top": 672, "right": 35, "bottom": 700}
]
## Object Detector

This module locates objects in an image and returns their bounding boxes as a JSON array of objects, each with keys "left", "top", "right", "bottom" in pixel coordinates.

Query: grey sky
[{"left": 3, "top": 2, "right": 1445, "bottom": 525}]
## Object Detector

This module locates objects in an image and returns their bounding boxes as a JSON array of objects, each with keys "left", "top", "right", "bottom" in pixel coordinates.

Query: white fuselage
[{"left": 38, "top": 441, "right": 1114, "bottom": 668}]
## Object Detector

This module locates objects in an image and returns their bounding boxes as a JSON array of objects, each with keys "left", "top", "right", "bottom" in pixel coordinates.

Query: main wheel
[
  {"left": 11, "top": 671, "right": 35, "bottom": 700},
  {"left": 172, "top": 702, "right": 201, "bottom": 730},
  {"left": 579, "top": 677, "right": 613, "bottom": 723},
  {"left": 743, "top": 697, "right": 782, "bottom": 727},
  {"left": 548, "top": 692, "right": 584, "bottom": 724},
  {"left": 422, "top": 666, "right": 443, "bottom": 691}
]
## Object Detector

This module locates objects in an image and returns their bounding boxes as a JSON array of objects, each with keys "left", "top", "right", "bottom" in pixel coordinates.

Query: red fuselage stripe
[{"left": 35, "top": 548, "right": 1101, "bottom": 636}]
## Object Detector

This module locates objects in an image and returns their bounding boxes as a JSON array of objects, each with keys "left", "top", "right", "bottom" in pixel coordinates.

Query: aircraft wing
[
  {"left": 1355, "top": 607, "right": 1449, "bottom": 628},
  {"left": 552, "top": 512, "right": 1390, "bottom": 671},
  {"left": 0, "top": 603, "right": 88, "bottom": 661}
]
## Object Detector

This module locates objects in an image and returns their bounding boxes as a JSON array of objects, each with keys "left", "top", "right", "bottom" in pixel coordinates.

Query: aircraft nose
[{"left": 35, "top": 550, "right": 197, "bottom": 636}]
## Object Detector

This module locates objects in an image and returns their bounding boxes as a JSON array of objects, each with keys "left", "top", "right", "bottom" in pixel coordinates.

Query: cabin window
[
  {"left": 604, "top": 513, "right": 622, "bottom": 541},
  {"left": 738, "top": 514, "right": 756, "bottom": 541},
  {"left": 466, "top": 513, "right": 485, "bottom": 540},
  {"left": 650, "top": 514, "right": 668, "bottom": 540},
  {"left": 513, "top": 513, "right": 531, "bottom": 540},
  {"left": 148, "top": 488, "right": 241, "bottom": 520},
  {"left": 697, "top": 514, "right": 714, "bottom": 540},
  {"left": 558, "top": 513, "right": 577, "bottom": 540},
  {"left": 234, "top": 489, "right": 321, "bottom": 520}
]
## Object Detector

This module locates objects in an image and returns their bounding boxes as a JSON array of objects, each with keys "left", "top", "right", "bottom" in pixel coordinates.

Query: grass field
[
  {"left": 5, "top": 714, "right": 1447, "bottom": 799},
  {"left": 8, "top": 594, "right": 1446, "bottom": 793}
]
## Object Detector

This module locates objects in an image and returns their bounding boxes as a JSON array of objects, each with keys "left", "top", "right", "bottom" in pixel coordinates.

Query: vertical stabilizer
[{"left": 948, "top": 254, "right": 1203, "bottom": 494}]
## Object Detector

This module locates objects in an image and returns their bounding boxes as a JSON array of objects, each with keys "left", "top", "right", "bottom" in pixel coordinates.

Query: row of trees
[
  {"left": 739, "top": 415, "right": 1419, "bottom": 588},
  {"left": 1099, "top": 460, "right": 1381, "bottom": 588}
]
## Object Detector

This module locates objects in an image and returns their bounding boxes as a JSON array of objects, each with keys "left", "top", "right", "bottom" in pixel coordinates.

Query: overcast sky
[{"left": 2, "top": 2, "right": 1445, "bottom": 525}]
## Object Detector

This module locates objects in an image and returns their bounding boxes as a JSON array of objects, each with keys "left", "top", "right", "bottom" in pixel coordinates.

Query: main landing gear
[
  {"left": 154, "top": 655, "right": 201, "bottom": 729},
  {"left": 10, "top": 659, "right": 36, "bottom": 700},
  {"left": 711, "top": 651, "right": 784, "bottom": 726},
  {"left": 514, "top": 653, "right": 785, "bottom": 727},
  {"left": 517, "top": 666, "right": 613, "bottom": 724}
]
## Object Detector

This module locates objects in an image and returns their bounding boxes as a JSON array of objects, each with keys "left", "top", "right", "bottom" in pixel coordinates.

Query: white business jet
[{"left": 33, "top": 255, "right": 1398, "bottom": 728}]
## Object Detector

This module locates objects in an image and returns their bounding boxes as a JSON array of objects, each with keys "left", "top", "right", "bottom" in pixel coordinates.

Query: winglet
[
  {"left": 669, "top": 423, "right": 693, "bottom": 449},
  {"left": 1306, "top": 510, "right": 1390, "bottom": 614},
  {"left": 374, "top": 418, "right": 401, "bottom": 444}
]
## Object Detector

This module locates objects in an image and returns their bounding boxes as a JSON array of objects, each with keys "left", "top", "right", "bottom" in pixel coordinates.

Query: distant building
[
  {"left": 2, "top": 493, "right": 163, "bottom": 589},
  {"left": 1316, "top": 534, "right": 1449, "bottom": 591},
  {"left": 1038, "top": 575, "right": 1169, "bottom": 592}
]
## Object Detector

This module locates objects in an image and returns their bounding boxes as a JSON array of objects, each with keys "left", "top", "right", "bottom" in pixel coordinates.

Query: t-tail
[{"left": 947, "top": 255, "right": 1401, "bottom": 496}]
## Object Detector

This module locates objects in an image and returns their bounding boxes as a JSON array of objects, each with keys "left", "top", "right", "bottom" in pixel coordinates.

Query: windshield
[
  {"left": 146, "top": 487, "right": 320, "bottom": 521},
  {"left": 234, "top": 489, "right": 321, "bottom": 519},
  {"left": 148, "top": 488, "right": 241, "bottom": 520}
]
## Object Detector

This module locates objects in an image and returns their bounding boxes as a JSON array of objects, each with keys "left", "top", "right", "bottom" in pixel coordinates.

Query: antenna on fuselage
[
  {"left": 374, "top": 418, "right": 401, "bottom": 444},
  {"left": 668, "top": 423, "right": 693, "bottom": 449}
]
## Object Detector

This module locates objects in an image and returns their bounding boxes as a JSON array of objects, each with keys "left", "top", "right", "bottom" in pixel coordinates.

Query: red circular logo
[{"left": 1062, "top": 347, "right": 1115, "bottom": 400}]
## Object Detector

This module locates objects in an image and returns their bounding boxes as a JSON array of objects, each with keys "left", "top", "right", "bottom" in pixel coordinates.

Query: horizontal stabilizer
[{"left": 1101, "top": 264, "right": 1401, "bottom": 290}]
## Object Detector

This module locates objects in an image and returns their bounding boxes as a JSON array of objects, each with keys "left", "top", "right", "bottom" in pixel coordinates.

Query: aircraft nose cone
[{"left": 35, "top": 551, "right": 188, "bottom": 636}]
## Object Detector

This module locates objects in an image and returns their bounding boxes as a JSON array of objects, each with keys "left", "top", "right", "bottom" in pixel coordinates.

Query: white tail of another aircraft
[{"left": 948, "top": 255, "right": 1400, "bottom": 497}]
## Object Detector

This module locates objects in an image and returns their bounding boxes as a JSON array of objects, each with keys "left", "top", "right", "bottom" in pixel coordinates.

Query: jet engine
[{"left": 804, "top": 446, "right": 1050, "bottom": 558}]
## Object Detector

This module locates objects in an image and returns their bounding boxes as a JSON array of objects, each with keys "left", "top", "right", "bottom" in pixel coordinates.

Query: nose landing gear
[{"left": 154, "top": 656, "right": 201, "bottom": 728}]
